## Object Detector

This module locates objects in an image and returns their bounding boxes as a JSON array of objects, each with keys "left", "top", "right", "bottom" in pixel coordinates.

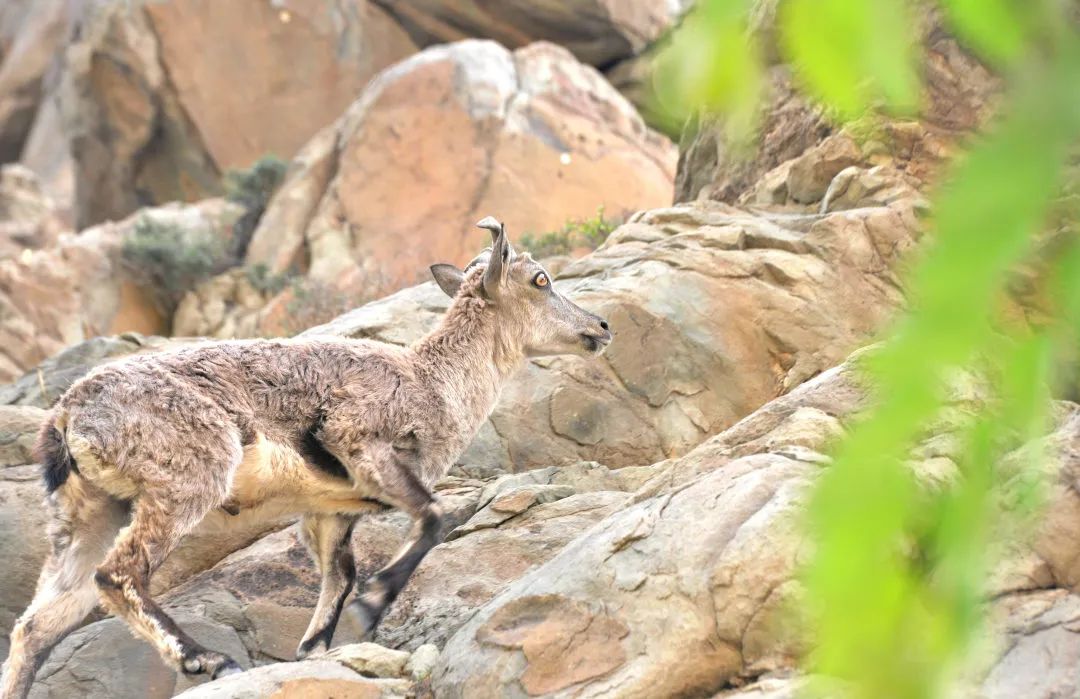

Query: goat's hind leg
[
  {"left": 94, "top": 491, "right": 242, "bottom": 680},
  {"left": 1, "top": 481, "right": 127, "bottom": 699},
  {"left": 296, "top": 514, "right": 358, "bottom": 659},
  {"left": 348, "top": 451, "right": 443, "bottom": 637}
]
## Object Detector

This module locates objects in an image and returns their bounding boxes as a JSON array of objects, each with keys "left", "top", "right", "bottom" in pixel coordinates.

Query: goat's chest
[{"left": 227, "top": 433, "right": 378, "bottom": 517}]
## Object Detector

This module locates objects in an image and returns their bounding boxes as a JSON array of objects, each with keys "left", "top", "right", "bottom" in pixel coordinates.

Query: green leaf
[
  {"left": 939, "top": 0, "right": 1030, "bottom": 65},
  {"left": 779, "top": 0, "right": 919, "bottom": 118}
]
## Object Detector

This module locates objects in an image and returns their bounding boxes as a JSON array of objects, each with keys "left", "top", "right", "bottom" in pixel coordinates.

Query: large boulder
[
  {"left": 427, "top": 357, "right": 1080, "bottom": 697},
  {"left": 0, "top": 199, "right": 239, "bottom": 384},
  {"left": 309, "top": 197, "right": 920, "bottom": 473},
  {"left": 372, "top": 0, "right": 690, "bottom": 67},
  {"left": 56, "top": 0, "right": 418, "bottom": 228},
  {"left": 28, "top": 613, "right": 251, "bottom": 699},
  {"left": 430, "top": 359, "right": 862, "bottom": 697},
  {"left": 228, "top": 39, "right": 677, "bottom": 328},
  {"left": 979, "top": 590, "right": 1080, "bottom": 699},
  {"left": 0, "top": 465, "right": 50, "bottom": 660},
  {"left": 375, "top": 463, "right": 650, "bottom": 651},
  {"left": 0, "top": 0, "right": 67, "bottom": 163}
]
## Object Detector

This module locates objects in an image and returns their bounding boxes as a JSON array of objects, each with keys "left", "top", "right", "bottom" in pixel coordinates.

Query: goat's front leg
[
  {"left": 348, "top": 450, "right": 443, "bottom": 638},
  {"left": 296, "top": 514, "right": 358, "bottom": 659}
]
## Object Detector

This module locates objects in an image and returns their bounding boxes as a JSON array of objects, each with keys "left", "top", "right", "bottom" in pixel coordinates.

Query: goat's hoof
[
  {"left": 295, "top": 638, "right": 328, "bottom": 661},
  {"left": 345, "top": 599, "right": 383, "bottom": 638},
  {"left": 211, "top": 658, "right": 243, "bottom": 680},
  {"left": 183, "top": 651, "right": 242, "bottom": 679}
]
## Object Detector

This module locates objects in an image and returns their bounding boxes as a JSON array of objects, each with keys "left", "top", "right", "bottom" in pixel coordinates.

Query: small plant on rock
[
  {"left": 244, "top": 262, "right": 293, "bottom": 296},
  {"left": 223, "top": 154, "right": 288, "bottom": 257},
  {"left": 121, "top": 216, "right": 232, "bottom": 313},
  {"left": 519, "top": 207, "right": 621, "bottom": 258}
]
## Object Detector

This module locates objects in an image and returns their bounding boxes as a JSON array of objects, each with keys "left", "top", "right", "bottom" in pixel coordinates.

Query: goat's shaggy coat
[{"left": 0, "top": 221, "right": 611, "bottom": 699}]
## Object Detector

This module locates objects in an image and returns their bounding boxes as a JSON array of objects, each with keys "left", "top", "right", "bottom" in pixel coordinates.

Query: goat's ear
[{"left": 430, "top": 263, "right": 465, "bottom": 298}]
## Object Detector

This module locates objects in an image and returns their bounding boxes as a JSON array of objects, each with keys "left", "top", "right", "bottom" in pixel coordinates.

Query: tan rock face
[
  {"left": 371, "top": 0, "right": 690, "bottom": 67},
  {"left": 0, "top": 164, "right": 64, "bottom": 260},
  {"left": 0, "top": 0, "right": 67, "bottom": 162},
  {"left": 57, "top": 0, "right": 417, "bottom": 228},
  {"left": 0, "top": 465, "right": 50, "bottom": 660},
  {"left": 430, "top": 361, "right": 864, "bottom": 697},
  {"left": 239, "top": 40, "right": 675, "bottom": 309},
  {"left": 0, "top": 199, "right": 238, "bottom": 383}
]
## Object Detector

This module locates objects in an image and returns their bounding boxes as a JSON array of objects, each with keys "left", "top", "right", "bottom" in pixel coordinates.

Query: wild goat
[{"left": 0, "top": 218, "right": 612, "bottom": 698}]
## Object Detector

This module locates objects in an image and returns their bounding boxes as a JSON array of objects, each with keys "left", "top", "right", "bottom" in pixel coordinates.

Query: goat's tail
[{"left": 33, "top": 415, "right": 77, "bottom": 494}]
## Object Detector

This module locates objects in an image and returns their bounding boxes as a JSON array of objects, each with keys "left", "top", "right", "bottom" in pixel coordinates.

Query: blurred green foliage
[{"left": 655, "top": 1, "right": 1080, "bottom": 697}]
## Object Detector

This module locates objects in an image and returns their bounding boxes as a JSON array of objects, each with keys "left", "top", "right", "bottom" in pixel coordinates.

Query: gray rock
[
  {"left": 0, "top": 405, "right": 45, "bottom": 466},
  {"left": 0, "top": 465, "right": 49, "bottom": 658},
  {"left": 29, "top": 613, "right": 250, "bottom": 699},
  {"left": 0, "top": 334, "right": 177, "bottom": 409}
]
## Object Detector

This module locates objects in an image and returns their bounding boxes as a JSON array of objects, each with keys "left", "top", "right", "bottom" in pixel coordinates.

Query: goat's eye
[{"left": 533, "top": 272, "right": 549, "bottom": 288}]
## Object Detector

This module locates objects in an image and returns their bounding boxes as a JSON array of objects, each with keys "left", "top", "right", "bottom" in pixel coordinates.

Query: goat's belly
[{"left": 227, "top": 433, "right": 382, "bottom": 517}]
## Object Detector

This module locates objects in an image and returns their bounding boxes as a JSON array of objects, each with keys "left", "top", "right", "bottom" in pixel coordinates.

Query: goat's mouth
[{"left": 580, "top": 332, "right": 612, "bottom": 355}]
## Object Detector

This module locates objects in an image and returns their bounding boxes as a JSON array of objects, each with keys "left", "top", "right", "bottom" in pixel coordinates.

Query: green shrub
[
  {"left": 121, "top": 216, "right": 232, "bottom": 312},
  {"left": 223, "top": 154, "right": 288, "bottom": 257},
  {"left": 244, "top": 263, "right": 293, "bottom": 296},
  {"left": 518, "top": 207, "right": 621, "bottom": 258}
]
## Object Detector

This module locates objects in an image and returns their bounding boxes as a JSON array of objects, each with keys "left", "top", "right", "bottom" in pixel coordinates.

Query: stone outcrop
[
  {"left": 204, "top": 39, "right": 678, "bottom": 338},
  {"left": 0, "top": 199, "right": 239, "bottom": 383},
  {"left": 56, "top": 0, "right": 417, "bottom": 228},
  {"left": 0, "top": 164, "right": 64, "bottom": 261},
  {"left": 0, "top": 0, "right": 67, "bottom": 163}
]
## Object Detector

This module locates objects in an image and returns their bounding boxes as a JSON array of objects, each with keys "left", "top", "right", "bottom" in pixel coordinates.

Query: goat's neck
[{"left": 414, "top": 294, "right": 523, "bottom": 423}]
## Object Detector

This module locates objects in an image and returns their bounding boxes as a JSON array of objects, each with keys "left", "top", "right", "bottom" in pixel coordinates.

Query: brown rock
[
  {"left": 372, "top": 0, "right": 689, "bottom": 67},
  {"left": 0, "top": 199, "right": 238, "bottom": 383},
  {"left": 0, "top": 0, "right": 67, "bottom": 162},
  {"left": 324, "top": 643, "right": 411, "bottom": 679},
  {"left": 784, "top": 134, "right": 861, "bottom": 204},
  {"left": 0, "top": 465, "right": 49, "bottom": 659},
  {"left": 430, "top": 360, "right": 866, "bottom": 697},
  {"left": 173, "top": 660, "right": 411, "bottom": 699},
  {"left": 0, "top": 164, "right": 64, "bottom": 261},
  {"left": 980, "top": 590, "right": 1080, "bottom": 699},
  {"left": 57, "top": 0, "right": 417, "bottom": 228},
  {"left": 242, "top": 40, "right": 676, "bottom": 305},
  {"left": 376, "top": 490, "right": 627, "bottom": 651},
  {"left": 0, "top": 404, "right": 45, "bottom": 467},
  {"left": 675, "top": 68, "right": 830, "bottom": 204},
  {"left": 476, "top": 594, "right": 630, "bottom": 695}
]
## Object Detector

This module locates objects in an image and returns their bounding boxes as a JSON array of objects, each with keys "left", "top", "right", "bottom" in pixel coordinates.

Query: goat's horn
[{"left": 476, "top": 216, "right": 504, "bottom": 242}]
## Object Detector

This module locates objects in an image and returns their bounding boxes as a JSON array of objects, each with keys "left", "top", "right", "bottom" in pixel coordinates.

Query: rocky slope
[{"left": 2, "top": 3, "right": 1073, "bottom": 698}]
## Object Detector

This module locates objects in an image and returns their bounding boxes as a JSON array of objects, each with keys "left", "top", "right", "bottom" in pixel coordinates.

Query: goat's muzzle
[{"left": 581, "top": 318, "right": 612, "bottom": 354}]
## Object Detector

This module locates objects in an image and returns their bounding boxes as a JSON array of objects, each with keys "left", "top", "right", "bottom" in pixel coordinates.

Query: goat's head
[{"left": 430, "top": 217, "right": 612, "bottom": 358}]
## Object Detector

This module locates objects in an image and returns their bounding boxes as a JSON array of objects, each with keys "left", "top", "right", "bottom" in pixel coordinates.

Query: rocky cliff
[{"left": 0, "top": 2, "right": 1073, "bottom": 699}]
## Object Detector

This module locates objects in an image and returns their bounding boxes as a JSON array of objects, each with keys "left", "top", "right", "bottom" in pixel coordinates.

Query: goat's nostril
[{"left": 599, "top": 320, "right": 609, "bottom": 331}]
